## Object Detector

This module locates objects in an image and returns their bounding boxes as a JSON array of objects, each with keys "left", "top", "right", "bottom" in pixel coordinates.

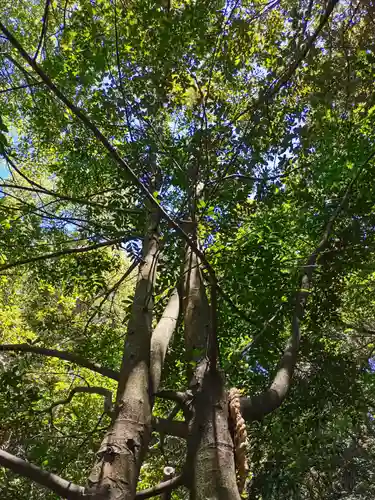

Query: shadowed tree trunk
[{"left": 182, "top": 227, "right": 240, "bottom": 500}]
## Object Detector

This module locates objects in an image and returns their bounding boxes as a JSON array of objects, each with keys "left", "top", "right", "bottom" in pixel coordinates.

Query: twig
[
  {"left": 0, "top": 82, "right": 43, "bottom": 94},
  {"left": 83, "top": 259, "right": 139, "bottom": 335}
]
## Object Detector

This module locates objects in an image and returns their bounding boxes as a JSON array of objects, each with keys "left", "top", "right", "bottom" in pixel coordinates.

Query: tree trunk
[
  {"left": 182, "top": 239, "right": 240, "bottom": 500},
  {"left": 87, "top": 209, "right": 160, "bottom": 499}
]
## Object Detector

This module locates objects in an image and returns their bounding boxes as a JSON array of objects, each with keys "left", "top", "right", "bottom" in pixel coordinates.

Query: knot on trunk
[{"left": 228, "top": 388, "right": 249, "bottom": 494}]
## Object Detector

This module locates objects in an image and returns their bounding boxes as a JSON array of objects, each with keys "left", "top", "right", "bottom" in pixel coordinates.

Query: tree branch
[
  {"left": 4, "top": 153, "right": 140, "bottom": 211},
  {"left": 0, "top": 449, "right": 84, "bottom": 499},
  {"left": 234, "top": 0, "right": 340, "bottom": 124},
  {"left": 83, "top": 259, "right": 139, "bottom": 335},
  {"left": 150, "top": 288, "right": 180, "bottom": 393},
  {"left": 241, "top": 156, "right": 371, "bottom": 422},
  {"left": 40, "top": 386, "right": 113, "bottom": 415},
  {"left": 0, "top": 82, "right": 43, "bottom": 94},
  {"left": 0, "top": 22, "right": 219, "bottom": 288},
  {"left": 151, "top": 417, "right": 188, "bottom": 439},
  {"left": 0, "top": 236, "right": 127, "bottom": 272},
  {"left": 34, "top": 0, "right": 51, "bottom": 60},
  {"left": 135, "top": 474, "right": 184, "bottom": 499},
  {"left": 0, "top": 344, "right": 119, "bottom": 380}
]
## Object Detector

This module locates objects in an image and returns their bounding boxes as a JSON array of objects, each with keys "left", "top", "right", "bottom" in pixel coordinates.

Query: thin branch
[
  {"left": 240, "top": 305, "right": 284, "bottom": 356},
  {"left": 34, "top": 0, "right": 51, "bottom": 60},
  {"left": 0, "top": 344, "right": 119, "bottom": 380},
  {"left": 0, "top": 22, "right": 219, "bottom": 287},
  {"left": 234, "top": 0, "right": 340, "bottom": 123},
  {"left": 83, "top": 259, "right": 139, "bottom": 335},
  {"left": 0, "top": 82, "right": 43, "bottom": 94},
  {"left": 4, "top": 153, "right": 140, "bottom": 211},
  {"left": 0, "top": 449, "right": 84, "bottom": 499},
  {"left": 40, "top": 386, "right": 113, "bottom": 415},
  {"left": 206, "top": 171, "right": 288, "bottom": 184},
  {"left": 135, "top": 474, "right": 184, "bottom": 499},
  {"left": 206, "top": 0, "right": 339, "bottom": 203},
  {"left": 0, "top": 236, "right": 127, "bottom": 272},
  {"left": 113, "top": 0, "right": 134, "bottom": 142},
  {"left": 58, "top": 411, "right": 107, "bottom": 475}
]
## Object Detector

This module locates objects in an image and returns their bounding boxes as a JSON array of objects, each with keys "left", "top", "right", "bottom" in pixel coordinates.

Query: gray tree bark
[
  {"left": 87, "top": 209, "right": 160, "bottom": 499},
  {"left": 182, "top": 236, "right": 240, "bottom": 500}
]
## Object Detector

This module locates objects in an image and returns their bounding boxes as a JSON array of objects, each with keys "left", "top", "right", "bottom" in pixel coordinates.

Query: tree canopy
[{"left": 1, "top": 0, "right": 375, "bottom": 498}]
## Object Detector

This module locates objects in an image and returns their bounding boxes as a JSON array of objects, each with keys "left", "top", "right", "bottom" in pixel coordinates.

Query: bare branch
[
  {"left": 34, "top": 0, "right": 51, "bottom": 60},
  {"left": 0, "top": 344, "right": 119, "bottom": 380},
  {"left": 0, "top": 236, "right": 127, "bottom": 272},
  {"left": 136, "top": 474, "right": 184, "bottom": 499},
  {"left": 40, "top": 386, "right": 113, "bottom": 415},
  {"left": 0, "top": 449, "right": 84, "bottom": 499},
  {"left": 0, "top": 82, "right": 43, "bottom": 94},
  {"left": 151, "top": 417, "right": 188, "bottom": 439}
]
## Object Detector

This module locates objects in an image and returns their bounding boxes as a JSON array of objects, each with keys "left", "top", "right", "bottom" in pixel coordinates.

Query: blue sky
[{"left": 0, "top": 158, "right": 9, "bottom": 179}]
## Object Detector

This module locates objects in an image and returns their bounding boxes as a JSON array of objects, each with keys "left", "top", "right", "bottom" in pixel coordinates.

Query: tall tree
[{"left": 1, "top": 0, "right": 375, "bottom": 498}]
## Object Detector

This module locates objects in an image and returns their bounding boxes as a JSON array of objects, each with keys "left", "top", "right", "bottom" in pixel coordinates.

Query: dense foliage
[{"left": 1, "top": 0, "right": 375, "bottom": 498}]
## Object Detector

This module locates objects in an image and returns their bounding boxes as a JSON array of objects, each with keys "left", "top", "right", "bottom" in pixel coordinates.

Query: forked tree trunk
[
  {"left": 87, "top": 208, "right": 160, "bottom": 499},
  {"left": 182, "top": 237, "right": 240, "bottom": 500}
]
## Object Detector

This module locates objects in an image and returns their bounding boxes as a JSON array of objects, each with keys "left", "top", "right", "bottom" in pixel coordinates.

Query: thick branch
[
  {"left": 151, "top": 417, "right": 188, "bottom": 439},
  {"left": 135, "top": 474, "right": 183, "bottom": 499},
  {"left": 242, "top": 161, "right": 369, "bottom": 422},
  {"left": 0, "top": 344, "right": 119, "bottom": 380},
  {"left": 150, "top": 288, "right": 180, "bottom": 393},
  {"left": 0, "top": 449, "right": 84, "bottom": 499},
  {"left": 155, "top": 390, "right": 188, "bottom": 405}
]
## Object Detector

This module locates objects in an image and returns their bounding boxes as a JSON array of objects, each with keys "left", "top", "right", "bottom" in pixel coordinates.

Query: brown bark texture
[
  {"left": 182, "top": 239, "right": 240, "bottom": 500},
  {"left": 87, "top": 210, "right": 160, "bottom": 499}
]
